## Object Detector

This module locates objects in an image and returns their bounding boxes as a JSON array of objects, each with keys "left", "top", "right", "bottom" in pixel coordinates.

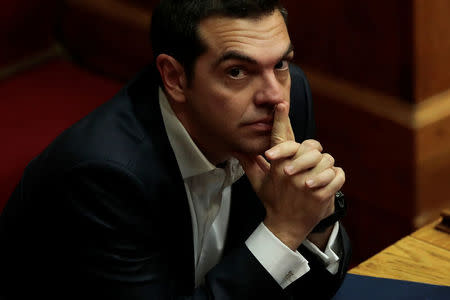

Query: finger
[
  {"left": 234, "top": 153, "right": 268, "bottom": 191},
  {"left": 305, "top": 168, "right": 336, "bottom": 188},
  {"left": 271, "top": 102, "right": 295, "bottom": 146},
  {"left": 255, "top": 155, "right": 271, "bottom": 173},
  {"left": 265, "top": 141, "right": 300, "bottom": 160},
  {"left": 309, "top": 153, "right": 335, "bottom": 175},
  {"left": 300, "top": 139, "right": 323, "bottom": 153},
  {"left": 283, "top": 149, "right": 322, "bottom": 175},
  {"left": 314, "top": 167, "right": 345, "bottom": 200},
  {"left": 290, "top": 139, "right": 323, "bottom": 160}
]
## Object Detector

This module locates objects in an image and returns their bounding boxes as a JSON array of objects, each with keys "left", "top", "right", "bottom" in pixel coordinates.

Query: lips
[
  {"left": 245, "top": 115, "right": 274, "bottom": 124},
  {"left": 244, "top": 116, "right": 274, "bottom": 131},
  {"left": 253, "top": 116, "right": 274, "bottom": 124}
]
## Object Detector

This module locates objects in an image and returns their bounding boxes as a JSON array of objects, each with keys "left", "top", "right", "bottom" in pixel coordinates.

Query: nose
[{"left": 254, "top": 71, "right": 286, "bottom": 106}]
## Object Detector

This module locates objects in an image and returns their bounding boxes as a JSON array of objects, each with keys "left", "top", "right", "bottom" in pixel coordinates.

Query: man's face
[{"left": 181, "top": 10, "right": 293, "bottom": 163}]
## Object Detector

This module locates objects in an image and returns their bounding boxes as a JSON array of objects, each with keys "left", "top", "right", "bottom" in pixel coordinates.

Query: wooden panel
[
  {"left": 0, "top": 45, "right": 61, "bottom": 81},
  {"left": 312, "top": 87, "right": 415, "bottom": 216},
  {"left": 60, "top": 0, "right": 155, "bottom": 80},
  {"left": 303, "top": 68, "right": 414, "bottom": 127},
  {"left": 0, "top": 0, "right": 59, "bottom": 68},
  {"left": 350, "top": 236, "right": 450, "bottom": 286},
  {"left": 414, "top": 164, "right": 450, "bottom": 228},
  {"left": 342, "top": 200, "right": 413, "bottom": 264},
  {"left": 416, "top": 157, "right": 450, "bottom": 227},
  {"left": 415, "top": 109, "right": 450, "bottom": 226},
  {"left": 284, "top": 0, "right": 413, "bottom": 100},
  {"left": 415, "top": 89, "right": 450, "bottom": 129},
  {"left": 285, "top": 0, "right": 450, "bottom": 266},
  {"left": 305, "top": 66, "right": 450, "bottom": 258},
  {"left": 414, "top": 0, "right": 450, "bottom": 102},
  {"left": 312, "top": 84, "right": 415, "bottom": 263},
  {"left": 416, "top": 106, "right": 450, "bottom": 164},
  {"left": 411, "top": 219, "right": 450, "bottom": 251}
]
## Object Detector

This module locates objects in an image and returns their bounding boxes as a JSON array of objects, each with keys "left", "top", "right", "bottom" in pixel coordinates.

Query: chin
[{"left": 236, "top": 137, "right": 271, "bottom": 156}]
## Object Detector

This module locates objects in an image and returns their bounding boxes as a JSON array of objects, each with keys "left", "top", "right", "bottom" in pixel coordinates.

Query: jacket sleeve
[
  {"left": 282, "top": 225, "right": 352, "bottom": 299},
  {"left": 0, "top": 162, "right": 292, "bottom": 300}
]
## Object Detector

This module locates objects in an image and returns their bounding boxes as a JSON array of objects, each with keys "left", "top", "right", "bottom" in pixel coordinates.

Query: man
[{"left": 0, "top": 0, "right": 351, "bottom": 299}]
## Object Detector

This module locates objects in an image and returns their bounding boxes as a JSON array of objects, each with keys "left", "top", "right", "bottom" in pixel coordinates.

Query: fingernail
[
  {"left": 284, "top": 165, "right": 294, "bottom": 175},
  {"left": 266, "top": 149, "right": 277, "bottom": 157},
  {"left": 306, "top": 179, "right": 315, "bottom": 187}
]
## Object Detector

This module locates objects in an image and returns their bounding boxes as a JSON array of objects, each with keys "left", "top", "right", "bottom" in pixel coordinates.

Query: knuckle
[
  {"left": 340, "top": 173, "right": 346, "bottom": 185},
  {"left": 292, "top": 157, "right": 304, "bottom": 170},
  {"left": 317, "top": 170, "right": 330, "bottom": 182},
  {"left": 290, "top": 141, "right": 301, "bottom": 152},
  {"left": 307, "top": 150, "right": 322, "bottom": 164},
  {"left": 272, "top": 136, "right": 284, "bottom": 145},
  {"left": 303, "top": 139, "right": 322, "bottom": 150},
  {"left": 311, "top": 149, "right": 322, "bottom": 158},
  {"left": 322, "top": 153, "right": 335, "bottom": 166},
  {"left": 325, "top": 168, "right": 336, "bottom": 178},
  {"left": 335, "top": 167, "right": 346, "bottom": 181},
  {"left": 288, "top": 140, "right": 300, "bottom": 147}
]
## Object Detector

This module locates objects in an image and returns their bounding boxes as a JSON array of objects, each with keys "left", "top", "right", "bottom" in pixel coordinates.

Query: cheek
[
  {"left": 190, "top": 73, "right": 256, "bottom": 125},
  {"left": 209, "top": 101, "right": 241, "bottom": 127},
  {"left": 220, "top": 94, "right": 254, "bottom": 124},
  {"left": 205, "top": 89, "right": 251, "bottom": 121}
]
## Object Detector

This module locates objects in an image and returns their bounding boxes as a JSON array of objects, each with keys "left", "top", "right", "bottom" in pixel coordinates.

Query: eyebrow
[{"left": 212, "top": 43, "right": 294, "bottom": 69}]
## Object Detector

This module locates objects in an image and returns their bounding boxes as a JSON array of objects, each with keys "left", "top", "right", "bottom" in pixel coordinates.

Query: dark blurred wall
[
  {"left": 283, "top": 0, "right": 450, "bottom": 264},
  {"left": 59, "top": 0, "right": 157, "bottom": 80},
  {"left": 0, "top": 0, "right": 60, "bottom": 68}
]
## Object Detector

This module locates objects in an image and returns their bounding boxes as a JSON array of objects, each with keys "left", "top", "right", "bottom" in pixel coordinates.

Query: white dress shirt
[{"left": 158, "top": 89, "right": 340, "bottom": 289}]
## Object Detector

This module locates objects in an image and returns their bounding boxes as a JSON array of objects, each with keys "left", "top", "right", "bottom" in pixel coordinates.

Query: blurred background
[{"left": 1, "top": 0, "right": 449, "bottom": 266}]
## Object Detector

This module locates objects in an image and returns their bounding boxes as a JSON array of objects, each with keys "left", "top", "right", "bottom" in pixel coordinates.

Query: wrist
[
  {"left": 307, "top": 225, "right": 334, "bottom": 251},
  {"left": 311, "top": 191, "right": 346, "bottom": 233},
  {"left": 263, "top": 218, "right": 309, "bottom": 251}
]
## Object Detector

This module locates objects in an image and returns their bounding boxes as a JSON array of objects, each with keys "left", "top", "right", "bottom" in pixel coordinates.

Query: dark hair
[{"left": 150, "top": 0, "right": 287, "bottom": 81}]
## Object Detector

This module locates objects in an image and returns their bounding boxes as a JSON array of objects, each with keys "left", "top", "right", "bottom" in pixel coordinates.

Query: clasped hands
[{"left": 237, "top": 103, "right": 345, "bottom": 250}]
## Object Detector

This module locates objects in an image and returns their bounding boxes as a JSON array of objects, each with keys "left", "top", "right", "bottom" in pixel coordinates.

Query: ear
[{"left": 156, "top": 54, "right": 188, "bottom": 103}]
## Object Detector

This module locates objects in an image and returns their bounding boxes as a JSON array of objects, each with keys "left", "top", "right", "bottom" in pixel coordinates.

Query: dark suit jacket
[{"left": 0, "top": 64, "right": 351, "bottom": 299}]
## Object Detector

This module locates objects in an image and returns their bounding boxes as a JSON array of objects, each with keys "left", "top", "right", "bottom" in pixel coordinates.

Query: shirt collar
[{"left": 159, "top": 88, "right": 244, "bottom": 182}]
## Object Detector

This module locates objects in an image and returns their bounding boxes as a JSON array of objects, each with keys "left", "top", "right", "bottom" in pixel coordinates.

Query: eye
[
  {"left": 227, "top": 67, "right": 247, "bottom": 79},
  {"left": 275, "top": 60, "right": 289, "bottom": 71}
]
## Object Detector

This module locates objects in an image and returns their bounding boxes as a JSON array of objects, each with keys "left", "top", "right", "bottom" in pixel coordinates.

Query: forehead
[{"left": 197, "top": 11, "right": 291, "bottom": 64}]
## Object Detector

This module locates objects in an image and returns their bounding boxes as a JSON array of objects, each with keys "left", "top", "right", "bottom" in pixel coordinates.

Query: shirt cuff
[
  {"left": 302, "top": 222, "right": 341, "bottom": 274},
  {"left": 245, "top": 223, "right": 310, "bottom": 289}
]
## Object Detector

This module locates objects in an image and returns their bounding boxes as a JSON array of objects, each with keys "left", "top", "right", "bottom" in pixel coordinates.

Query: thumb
[
  {"left": 234, "top": 153, "right": 269, "bottom": 192},
  {"left": 271, "top": 102, "right": 294, "bottom": 147}
]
